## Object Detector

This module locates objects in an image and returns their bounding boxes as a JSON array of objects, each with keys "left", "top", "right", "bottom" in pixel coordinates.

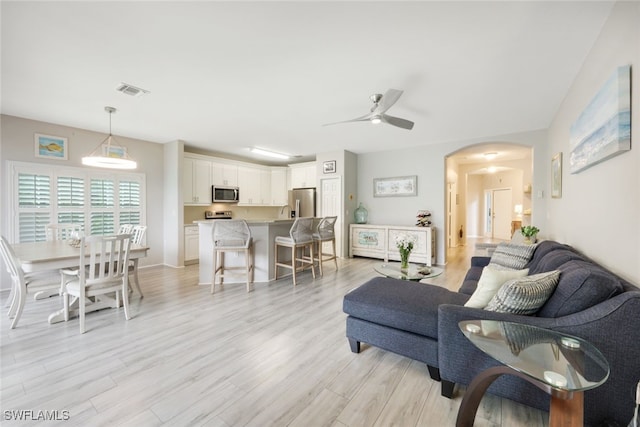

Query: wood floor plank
[{"left": 0, "top": 239, "right": 547, "bottom": 427}]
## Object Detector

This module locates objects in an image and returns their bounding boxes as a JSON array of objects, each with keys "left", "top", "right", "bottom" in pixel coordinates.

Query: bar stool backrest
[{"left": 289, "top": 217, "right": 314, "bottom": 244}]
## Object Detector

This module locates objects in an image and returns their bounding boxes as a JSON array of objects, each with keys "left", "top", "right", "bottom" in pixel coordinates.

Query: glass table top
[
  {"left": 374, "top": 263, "right": 443, "bottom": 281},
  {"left": 459, "top": 320, "right": 609, "bottom": 392}
]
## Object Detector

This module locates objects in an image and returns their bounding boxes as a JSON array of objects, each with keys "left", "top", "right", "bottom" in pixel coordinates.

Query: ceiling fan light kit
[
  {"left": 81, "top": 106, "right": 137, "bottom": 170},
  {"left": 323, "top": 88, "right": 414, "bottom": 130}
]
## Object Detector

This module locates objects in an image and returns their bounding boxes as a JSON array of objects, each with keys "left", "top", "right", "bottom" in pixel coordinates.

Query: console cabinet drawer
[{"left": 350, "top": 224, "right": 435, "bottom": 266}]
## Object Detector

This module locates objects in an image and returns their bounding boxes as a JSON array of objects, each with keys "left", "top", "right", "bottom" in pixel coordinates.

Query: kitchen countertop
[{"left": 192, "top": 218, "right": 294, "bottom": 225}]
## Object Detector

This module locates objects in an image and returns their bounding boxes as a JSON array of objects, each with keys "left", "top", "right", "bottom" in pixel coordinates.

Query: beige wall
[
  {"left": 0, "top": 114, "right": 166, "bottom": 269},
  {"left": 546, "top": 1, "right": 640, "bottom": 283}
]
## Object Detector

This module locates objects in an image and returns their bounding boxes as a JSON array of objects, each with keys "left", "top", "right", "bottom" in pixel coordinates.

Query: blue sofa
[{"left": 343, "top": 240, "right": 640, "bottom": 426}]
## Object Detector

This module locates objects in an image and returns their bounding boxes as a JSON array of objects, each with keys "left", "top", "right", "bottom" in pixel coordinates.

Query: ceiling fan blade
[
  {"left": 375, "top": 89, "right": 404, "bottom": 114},
  {"left": 322, "top": 113, "right": 374, "bottom": 127},
  {"left": 381, "top": 114, "right": 414, "bottom": 130}
]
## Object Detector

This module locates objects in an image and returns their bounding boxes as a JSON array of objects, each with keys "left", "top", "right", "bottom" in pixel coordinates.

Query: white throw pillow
[{"left": 464, "top": 265, "right": 529, "bottom": 308}]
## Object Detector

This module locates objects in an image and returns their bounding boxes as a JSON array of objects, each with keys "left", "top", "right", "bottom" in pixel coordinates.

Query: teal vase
[{"left": 354, "top": 203, "right": 368, "bottom": 224}]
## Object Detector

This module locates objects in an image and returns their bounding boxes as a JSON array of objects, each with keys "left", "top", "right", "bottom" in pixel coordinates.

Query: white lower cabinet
[
  {"left": 350, "top": 224, "right": 435, "bottom": 266},
  {"left": 184, "top": 225, "right": 199, "bottom": 264}
]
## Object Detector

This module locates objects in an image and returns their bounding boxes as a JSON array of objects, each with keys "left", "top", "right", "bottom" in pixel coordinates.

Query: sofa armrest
[
  {"left": 438, "top": 291, "right": 640, "bottom": 424},
  {"left": 470, "top": 256, "right": 491, "bottom": 268}
]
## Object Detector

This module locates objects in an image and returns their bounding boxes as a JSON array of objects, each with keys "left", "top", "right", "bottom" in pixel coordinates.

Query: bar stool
[
  {"left": 313, "top": 216, "right": 338, "bottom": 276},
  {"left": 274, "top": 217, "right": 315, "bottom": 286},
  {"left": 212, "top": 220, "right": 253, "bottom": 293}
]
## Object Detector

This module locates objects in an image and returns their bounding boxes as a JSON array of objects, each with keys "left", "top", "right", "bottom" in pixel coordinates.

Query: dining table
[{"left": 11, "top": 239, "right": 149, "bottom": 324}]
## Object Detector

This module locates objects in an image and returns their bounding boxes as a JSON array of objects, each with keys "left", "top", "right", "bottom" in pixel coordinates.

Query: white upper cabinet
[
  {"left": 212, "top": 162, "right": 238, "bottom": 186},
  {"left": 290, "top": 162, "right": 316, "bottom": 188},
  {"left": 270, "top": 167, "right": 288, "bottom": 206},
  {"left": 237, "top": 165, "right": 270, "bottom": 205},
  {"left": 184, "top": 157, "right": 212, "bottom": 205}
]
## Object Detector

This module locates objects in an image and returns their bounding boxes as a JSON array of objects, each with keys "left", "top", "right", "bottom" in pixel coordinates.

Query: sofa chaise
[{"left": 343, "top": 240, "right": 640, "bottom": 425}]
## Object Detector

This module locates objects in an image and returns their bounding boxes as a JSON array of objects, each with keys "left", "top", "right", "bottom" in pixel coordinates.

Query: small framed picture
[
  {"left": 323, "top": 160, "right": 336, "bottom": 174},
  {"left": 35, "top": 133, "right": 68, "bottom": 160},
  {"left": 103, "top": 145, "right": 127, "bottom": 159},
  {"left": 551, "top": 152, "right": 562, "bottom": 198}
]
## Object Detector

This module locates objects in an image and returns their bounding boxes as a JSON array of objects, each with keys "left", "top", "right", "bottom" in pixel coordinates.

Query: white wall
[
  {"left": 357, "top": 129, "right": 547, "bottom": 264},
  {"left": 546, "top": 1, "right": 640, "bottom": 283},
  {"left": 0, "top": 115, "right": 166, "bottom": 268}
]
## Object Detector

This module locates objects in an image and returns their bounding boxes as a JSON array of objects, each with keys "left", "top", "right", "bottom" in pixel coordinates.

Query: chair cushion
[
  {"left": 464, "top": 266, "right": 529, "bottom": 308},
  {"left": 488, "top": 243, "right": 537, "bottom": 270},
  {"left": 343, "top": 277, "right": 469, "bottom": 339},
  {"left": 485, "top": 270, "right": 560, "bottom": 315}
]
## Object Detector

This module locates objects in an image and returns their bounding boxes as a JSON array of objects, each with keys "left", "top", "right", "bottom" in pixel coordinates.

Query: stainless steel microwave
[{"left": 212, "top": 185, "right": 239, "bottom": 203}]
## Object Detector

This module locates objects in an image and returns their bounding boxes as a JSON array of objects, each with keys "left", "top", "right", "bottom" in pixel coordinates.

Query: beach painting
[
  {"left": 569, "top": 65, "right": 631, "bottom": 174},
  {"left": 35, "top": 133, "right": 68, "bottom": 160}
]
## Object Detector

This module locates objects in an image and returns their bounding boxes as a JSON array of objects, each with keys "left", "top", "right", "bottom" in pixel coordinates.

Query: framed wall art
[
  {"left": 323, "top": 160, "right": 336, "bottom": 174},
  {"left": 34, "top": 133, "right": 68, "bottom": 160},
  {"left": 569, "top": 64, "right": 631, "bottom": 174},
  {"left": 551, "top": 152, "right": 562, "bottom": 198},
  {"left": 103, "top": 144, "right": 127, "bottom": 159},
  {"left": 373, "top": 175, "right": 417, "bottom": 197}
]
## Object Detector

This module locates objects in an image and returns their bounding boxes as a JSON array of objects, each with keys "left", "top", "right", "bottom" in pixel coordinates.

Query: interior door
[
  {"left": 492, "top": 188, "right": 512, "bottom": 240},
  {"left": 320, "top": 177, "right": 342, "bottom": 257}
]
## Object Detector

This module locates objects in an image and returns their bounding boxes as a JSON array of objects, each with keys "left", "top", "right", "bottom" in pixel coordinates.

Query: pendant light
[{"left": 82, "top": 106, "right": 137, "bottom": 169}]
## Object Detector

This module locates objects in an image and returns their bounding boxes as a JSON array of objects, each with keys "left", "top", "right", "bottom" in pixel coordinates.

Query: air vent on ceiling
[{"left": 115, "top": 83, "right": 149, "bottom": 97}]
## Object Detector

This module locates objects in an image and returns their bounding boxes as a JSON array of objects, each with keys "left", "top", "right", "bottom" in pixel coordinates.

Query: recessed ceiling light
[
  {"left": 484, "top": 152, "right": 498, "bottom": 160},
  {"left": 488, "top": 166, "right": 497, "bottom": 173}
]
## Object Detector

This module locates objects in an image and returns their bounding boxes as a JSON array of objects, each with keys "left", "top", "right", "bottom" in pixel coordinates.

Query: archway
[{"left": 444, "top": 143, "right": 533, "bottom": 263}]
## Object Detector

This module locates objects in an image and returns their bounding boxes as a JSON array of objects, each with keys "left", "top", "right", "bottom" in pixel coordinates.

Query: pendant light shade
[{"left": 82, "top": 106, "right": 137, "bottom": 169}]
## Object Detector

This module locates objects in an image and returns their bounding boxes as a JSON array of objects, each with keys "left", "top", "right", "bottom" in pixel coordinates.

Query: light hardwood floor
[{"left": 1, "top": 239, "right": 548, "bottom": 426}]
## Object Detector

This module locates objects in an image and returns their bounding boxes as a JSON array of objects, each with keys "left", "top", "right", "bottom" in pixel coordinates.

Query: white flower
[{"left": 395, "top": 233, "right": 417, "bottom": 251}]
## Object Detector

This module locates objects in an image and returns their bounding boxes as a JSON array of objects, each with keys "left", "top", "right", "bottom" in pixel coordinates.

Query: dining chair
[
  {"left": 274, "top": 217, "right": 315, "bottom": 286},
  {"left": 211, "top": 220, "right": 253, "bottom": 293},
  {"left": 63, "top": 234, "right": 132, "bottom": 334},
  {"left": 0, "top": 235, "right": 60, "bottom": 329},
  {"left": 44, "top": 223, "right": 84, "bottom": 299},
  {"left": 118, "top": 224, "right": 134, "bottom": 234},
  {"left": 313, "top": 216, "right": 338, "bottom": 276},
  {"left": 127, "top": 225, "right": 147, "bottom": 297},
  {"left": 45, "top": 223, "right": 81, "bottom": 241}
]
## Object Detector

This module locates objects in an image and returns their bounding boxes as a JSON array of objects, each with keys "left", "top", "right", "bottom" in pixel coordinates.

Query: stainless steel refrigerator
[{"left": 288, "top": 188, "right": 316, "bottom": 218}]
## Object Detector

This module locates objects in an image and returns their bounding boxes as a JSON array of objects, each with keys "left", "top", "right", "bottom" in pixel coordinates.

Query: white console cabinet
[{"left": 350, "top": 224, "right": 435, "bottom": 266}]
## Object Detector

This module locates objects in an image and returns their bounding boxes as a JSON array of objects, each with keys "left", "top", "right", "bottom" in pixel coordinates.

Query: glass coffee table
[
  {"left": 457, "top": 320, "right": 609, "bottom": 427},
  {"left": 374, "top": 262, "right": 443, "bottom": 281}
]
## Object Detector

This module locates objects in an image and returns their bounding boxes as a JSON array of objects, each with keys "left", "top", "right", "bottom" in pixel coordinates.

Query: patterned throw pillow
[
  {"left": 485, "top": 270, "right": 561, "bottom": 315},
  {"left": 489, "top": 242, "right": 537, "bottom": 270},
  {"left": 464, "top": 265, "right": 529, "bottom": 308}
]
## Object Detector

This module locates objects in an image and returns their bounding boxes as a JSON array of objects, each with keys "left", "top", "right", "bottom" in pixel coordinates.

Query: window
[{"left": 9, "top": 162, "right": 145, "bottom": 242}]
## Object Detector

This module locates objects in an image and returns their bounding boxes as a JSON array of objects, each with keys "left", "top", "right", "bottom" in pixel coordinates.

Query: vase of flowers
[{"left": 395, "top": 233, "right": 417, "bottom": 271}]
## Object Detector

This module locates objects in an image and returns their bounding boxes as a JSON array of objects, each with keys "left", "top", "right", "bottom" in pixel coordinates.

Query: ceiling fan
[{"left": 323, "top": 88, "right": 414, "bottom": 130}]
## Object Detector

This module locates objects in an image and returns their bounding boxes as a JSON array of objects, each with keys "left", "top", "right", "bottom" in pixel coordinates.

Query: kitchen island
[{"left": 197, "top": 219, "right": 295, "bottom": 285}]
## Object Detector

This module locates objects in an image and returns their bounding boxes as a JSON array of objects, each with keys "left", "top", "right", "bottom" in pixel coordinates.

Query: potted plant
[{"left": 521, "top": 225, "right": 540, "bottom": 244}]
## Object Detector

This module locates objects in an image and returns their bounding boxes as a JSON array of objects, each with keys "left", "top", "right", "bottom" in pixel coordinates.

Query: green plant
[{"left": 521, "top": 225, "right": 540, "bottom": 237}]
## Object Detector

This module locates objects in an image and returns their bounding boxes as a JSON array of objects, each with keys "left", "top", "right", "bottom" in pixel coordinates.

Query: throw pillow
[
  {"left": 485, "top": 270, "right": 561, "bottom": 315},
  {"left": 489, "top": 242, "right": 537, "bottom": 270},
  {"left": 464, "top": 265, "right": 529, "bottom": 308}
]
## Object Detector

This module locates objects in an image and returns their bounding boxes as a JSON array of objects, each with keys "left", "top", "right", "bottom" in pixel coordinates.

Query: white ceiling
[{"left": 1, "top": 1, "right": 614, "bottom": 165}]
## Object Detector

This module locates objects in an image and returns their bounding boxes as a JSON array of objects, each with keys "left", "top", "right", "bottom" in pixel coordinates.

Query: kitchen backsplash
[{"left": 184, "top": 205, "right": 290, "bottom": 224}]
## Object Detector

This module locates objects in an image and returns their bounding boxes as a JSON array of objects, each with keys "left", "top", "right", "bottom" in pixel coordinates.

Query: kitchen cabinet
[
  {"left": 238, "top": 166, "right": 271, "bottom": 205},
  {"left": 184, "top": 157, "right": 212, "bottom": 205},
  {"left": 270, "top": 167, "right": 288, "bottom": 205},
  {"left": 350, "top": 224, "right": 435, "bottom": 266},
  {"left": 212, "top": 162, "right": 238, "bottom": 186},
  {"left": 184, "top": 225, "right": 199, "bottom": 264},
  {"left": 290, "top": 162, "right": 316, "bottom": 188}
]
